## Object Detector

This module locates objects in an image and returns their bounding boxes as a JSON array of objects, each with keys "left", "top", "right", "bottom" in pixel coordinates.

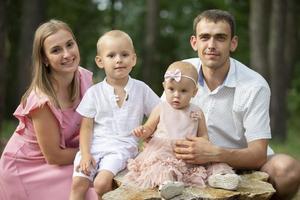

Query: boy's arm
[{"left": 79, "top": 117, "right": 94, "bottom": 156}]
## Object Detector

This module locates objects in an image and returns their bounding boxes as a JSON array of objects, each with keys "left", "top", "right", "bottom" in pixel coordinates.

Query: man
[{"left": 174, "top": 9, "right": 300, "bottom": 199}]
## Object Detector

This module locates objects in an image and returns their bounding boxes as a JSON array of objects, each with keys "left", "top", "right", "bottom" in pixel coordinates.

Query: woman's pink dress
[{"left": 0, "top": 67, "right": 97, "bottom": 200}]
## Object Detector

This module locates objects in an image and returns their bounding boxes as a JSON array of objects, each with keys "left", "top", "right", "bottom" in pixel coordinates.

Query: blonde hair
[
  {"left": 96, "top": 30, "right": 135, "bottom": 55},
  {"left": 21, "top": 19, "right": 79, "bottom": 108},
  {"left": 167, "top": 61, "right": 199, "bottom": 83}
]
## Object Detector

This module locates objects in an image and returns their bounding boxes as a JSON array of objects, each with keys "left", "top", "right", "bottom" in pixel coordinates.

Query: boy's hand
[{"left": 76, "top": 154, "right": 96, "bottom": 176}]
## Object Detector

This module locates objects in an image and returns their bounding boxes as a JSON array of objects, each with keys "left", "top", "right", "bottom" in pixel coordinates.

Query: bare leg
[
  {"left": 261, "top": 154, "right": 300, "bottom": 200},
  {"left": 93, "top": 170, "right": 114, "bottom": 200},
  {"left": 69, "top": 177, "right": 91, "bottom": 200}
]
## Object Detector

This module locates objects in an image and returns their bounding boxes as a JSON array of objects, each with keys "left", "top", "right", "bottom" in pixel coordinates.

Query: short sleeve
[
  {"left": 143, "top": 84, "right": 160, "bottom": 116},
  {"left": 13, "top": 91, "right": 61, "bottom": 135},
  {"left": 76, "top": 86, "right": 97, "bottom": 118},
  {"left": 243, "top": 86, "right": 272, "bottom": 142}
]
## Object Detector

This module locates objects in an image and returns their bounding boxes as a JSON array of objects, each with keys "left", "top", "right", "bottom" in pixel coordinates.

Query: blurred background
[{"left": 0, "top": 0, "right": 299, "bottom": 160}]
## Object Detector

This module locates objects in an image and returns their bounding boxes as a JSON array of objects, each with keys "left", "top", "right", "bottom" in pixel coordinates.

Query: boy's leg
[
  {"left": 261, "top": 154, "right": 300, "bottom": 200},
  {"left": 93, "top": 170, "right": 114, "bottom": 200},
  {"left": 69, "top": 176, "right": 91, "bottom": 200}
]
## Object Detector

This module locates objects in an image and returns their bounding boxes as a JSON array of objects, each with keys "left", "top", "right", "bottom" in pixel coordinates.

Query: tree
[
  {"left": 0, "top": 0, "right": 7, "bottom": 132},
  {"left": 250, "top": 0, "right": 298, "bottom": 140},
  {"left": 16, "top": 0, "right": 45, "bottom": 101}
]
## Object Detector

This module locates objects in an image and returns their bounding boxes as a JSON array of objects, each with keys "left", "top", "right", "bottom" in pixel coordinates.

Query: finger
[
  {"left": 174, "top": 139, "right": 193, "bottom": 147},
  {"left": 185, "top": 135, "right": 199, "bottom": 141},
  {"left": 174, "top": 153, "right": 194, "bottom": 160},
  {"left": 173, "top": 146, "right": 192, "bottom": 154}
]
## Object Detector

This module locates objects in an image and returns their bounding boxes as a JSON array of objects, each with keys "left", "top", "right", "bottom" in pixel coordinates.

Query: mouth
[{"left": 62, "top": 58, "right": 75, "bottom": 65}]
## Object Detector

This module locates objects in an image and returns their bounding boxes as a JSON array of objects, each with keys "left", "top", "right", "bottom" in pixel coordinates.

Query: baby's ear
[
  {"left": 95, "top": 55, "right": 104, "bottom": 69},
  {"left": 192, "top": 86, "right": 198, "bottom": 97}
]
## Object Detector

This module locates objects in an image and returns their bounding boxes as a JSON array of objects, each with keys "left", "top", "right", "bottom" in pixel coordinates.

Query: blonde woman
[{"left": 0, "top": 19, "right": 97, "bottom": 200}]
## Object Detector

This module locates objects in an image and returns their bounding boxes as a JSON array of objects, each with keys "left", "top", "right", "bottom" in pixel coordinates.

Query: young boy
[{"left": 69, "top": 30, "right": 160, "bottom": 200}]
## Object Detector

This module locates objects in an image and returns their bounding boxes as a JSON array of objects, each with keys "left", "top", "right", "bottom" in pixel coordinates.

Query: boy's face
[
  {"left": 190, "top": 19, "right": 238, "bottom": 70},
  {"left": 95, "top": 36, "right": 136, "bottom": 82},
  {"left": 163, "top": 77, "right": 197, "bottom": 110}
]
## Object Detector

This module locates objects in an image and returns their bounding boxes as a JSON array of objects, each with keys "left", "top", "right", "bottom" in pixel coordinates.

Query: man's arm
[{"left": 174, "top": 137, "right": 268, "bottom": 169}]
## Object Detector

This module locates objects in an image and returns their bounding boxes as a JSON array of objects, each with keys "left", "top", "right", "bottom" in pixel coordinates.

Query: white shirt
[
  {"left": 184, "top": 58, "right": 274, "bottom": 155},
  {"left": 77, "top": 77, "right": 160, "bottom": 155}
]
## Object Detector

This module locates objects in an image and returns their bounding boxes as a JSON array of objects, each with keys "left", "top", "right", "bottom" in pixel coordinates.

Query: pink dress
[
  {"left": 125, "top": 102, "right": 235, "bottom": 189},
  {"left": 0, "top": 67, "right": 97, "bottom": 200},
  {"left": 125, "top": 102, "right": 207, "bottom": 188}
]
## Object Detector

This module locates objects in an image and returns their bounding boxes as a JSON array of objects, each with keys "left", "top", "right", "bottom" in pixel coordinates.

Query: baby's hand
[
  {"left": 132, "top": 126, "right": 146, "bottom": 138},
  {"left": 190, "top": 111, "right": 201, "bottom": 121}
]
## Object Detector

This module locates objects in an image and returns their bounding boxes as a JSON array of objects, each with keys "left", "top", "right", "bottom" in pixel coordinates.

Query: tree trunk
[
  {"left": 269, "top": 0, "right": 287, "bottom": 140},
  {"left": 0, "top": 0, "right": 7, "bottom": 133},
  {"left": 142, "top": 0, "right": 159, "bottom": 90},
  {"left": 249, "top": 0, "right": 271, "bottom": 82},
  {"left": 17, "top": 0, "right": 45, "bottom": 101}
]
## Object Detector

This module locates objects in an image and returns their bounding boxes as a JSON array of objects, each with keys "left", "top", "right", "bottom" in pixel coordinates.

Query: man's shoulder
[
  {"left": 182, "top": 58, "right": 201, "bottom": 71},
  {"left": 232, "top": 58, "right": 269, "bottom": 90}
]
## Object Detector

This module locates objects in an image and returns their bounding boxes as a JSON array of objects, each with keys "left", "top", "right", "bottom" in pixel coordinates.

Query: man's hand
[{"left": 173, "top": 136, "right": 218, "bottom": 164}]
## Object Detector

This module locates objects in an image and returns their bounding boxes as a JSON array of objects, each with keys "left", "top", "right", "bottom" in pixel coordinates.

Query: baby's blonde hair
[{"left": 167, "top": 61, "right": 198, "bottom": 84}]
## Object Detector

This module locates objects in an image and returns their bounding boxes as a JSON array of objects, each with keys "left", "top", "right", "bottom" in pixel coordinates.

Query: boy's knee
[
  {"left": 94, "top": 178, "right": 112, "bottom": 194},
  {"left": 71, "top": 177, "right": 90, "bottom": 193}
]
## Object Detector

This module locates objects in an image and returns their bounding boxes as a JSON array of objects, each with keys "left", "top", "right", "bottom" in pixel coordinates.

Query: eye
[
  {"left": 199, "top": 34, "right": 210, "bottom": 41},
  {"left": 66, "top": 41, "right": 74, "bottom": 48},
  {"left": 50, "top": 47, "right": 61, "bottom": 54},
  {"left": 107, "top": 53, "right": 115, "bottom": 58},
  {"left": 122, "top": 52, "right": 129, "bottom": 57},
  {"left": 181, "top": 89, "right": 187, "bottom": 93},
  {"left": 215, "top": 34, "right": 227, "bottom": 42}
]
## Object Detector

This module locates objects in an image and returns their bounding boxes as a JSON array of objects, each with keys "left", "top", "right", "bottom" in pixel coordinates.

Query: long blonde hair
[{"left": 21, "top": 19, "right": 79, "bottom": 108}]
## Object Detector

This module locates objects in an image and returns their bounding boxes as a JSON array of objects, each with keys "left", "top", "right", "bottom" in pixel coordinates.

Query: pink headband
[{"left": 164, "top": 69, "right": 197, "bottom": 86}]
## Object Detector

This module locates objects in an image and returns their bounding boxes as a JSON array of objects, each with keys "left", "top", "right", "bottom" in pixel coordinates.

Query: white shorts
[{"left": 73, "top": 151, "right": 128, "bottom": 181}]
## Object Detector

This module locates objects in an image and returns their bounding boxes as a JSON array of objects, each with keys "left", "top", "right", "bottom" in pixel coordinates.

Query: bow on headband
[
  {"left": 164, "top": 69, "right": 182, "bottom": 82},
  {"left": 164, "top": 69, "right": 197, "bottom": 86}
]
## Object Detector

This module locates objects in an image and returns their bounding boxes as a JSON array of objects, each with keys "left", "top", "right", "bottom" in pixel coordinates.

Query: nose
[
  {"left": 174, "top": 90, "right": 179, "bottom": 97},
  {"left": 116, "top": 54, "right": 122, "bottom": 63},
  {"left": 63, "top": 48, "right": 71, "bottom": 58},
  {"left": 207, "top": 38, "right": 216, "bottom": 49}
]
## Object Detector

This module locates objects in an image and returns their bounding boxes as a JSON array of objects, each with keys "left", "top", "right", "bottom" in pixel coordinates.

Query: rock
[{"left": 103, "top": 170, "right": 275, "bottom": 200}]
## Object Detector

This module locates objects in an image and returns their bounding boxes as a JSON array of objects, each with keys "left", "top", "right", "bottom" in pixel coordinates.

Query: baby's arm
[
  {"left": 77, "top": 117, "right": 96, "bottom": 175},
  {"left": 132, "top": 105, "right": 160, "bottom": 139},
  {"left": 195, "top": 109, "right": 209, "bottom": 140}
]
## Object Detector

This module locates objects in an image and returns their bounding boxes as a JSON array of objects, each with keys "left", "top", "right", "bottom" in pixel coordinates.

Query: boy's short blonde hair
[{"left": 96, "top": 30, "right": 135, "bottom": 55}]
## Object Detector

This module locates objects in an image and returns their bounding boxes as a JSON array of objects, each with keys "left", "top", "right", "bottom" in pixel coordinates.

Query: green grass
[{"left": 270, "top": 122, "right": 300, "bottom": 160}]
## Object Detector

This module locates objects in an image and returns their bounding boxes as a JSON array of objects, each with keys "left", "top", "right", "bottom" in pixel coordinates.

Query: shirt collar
[
  {"left": 103, "top": 76, "right": 133, "bottom": 93},
  {"left": 198, "top": 58, "right": 237, "bottom": 88}
]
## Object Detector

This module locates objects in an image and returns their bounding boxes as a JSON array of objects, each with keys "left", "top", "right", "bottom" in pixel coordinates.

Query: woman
[{"left": 0, "top": 19, "right": 97, "bottom": 200}]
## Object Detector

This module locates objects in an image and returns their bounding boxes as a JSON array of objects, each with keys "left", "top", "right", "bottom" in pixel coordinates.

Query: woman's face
[{"left": 43, "top": 29, "right": 80, "bottom": 75}]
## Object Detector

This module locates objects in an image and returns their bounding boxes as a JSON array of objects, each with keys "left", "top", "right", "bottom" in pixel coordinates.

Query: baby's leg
[
  {"left": 69, "top": 176, "right": 92, "bottom": 200},
  {"left": 206, "top": 163, "right": 240, "bottom": 190},
  {"left": 93, "top": 170, "right": 114, "bottom": 200}
]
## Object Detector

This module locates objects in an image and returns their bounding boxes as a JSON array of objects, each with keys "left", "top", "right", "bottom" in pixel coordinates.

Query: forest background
[{"left": 0, "top": 0, "right": 299, "bottom": 159}]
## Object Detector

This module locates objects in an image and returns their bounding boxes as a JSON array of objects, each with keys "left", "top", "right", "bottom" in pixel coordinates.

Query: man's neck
[{"left": 201, "top": 62, "right": 230, "bottom": 91}]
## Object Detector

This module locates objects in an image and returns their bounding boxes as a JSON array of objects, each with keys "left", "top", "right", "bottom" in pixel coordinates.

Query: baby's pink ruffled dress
[
  {"left": 0, "top": 67, "right": 97, "bottom": 200},
  {"left": 124, "top": 102, "right": 209, "bottom": 188}
]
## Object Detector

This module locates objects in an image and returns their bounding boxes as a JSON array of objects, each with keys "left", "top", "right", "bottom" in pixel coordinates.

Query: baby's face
[{"left": 164, "top": 77, "right": 197, "bottom": 110}]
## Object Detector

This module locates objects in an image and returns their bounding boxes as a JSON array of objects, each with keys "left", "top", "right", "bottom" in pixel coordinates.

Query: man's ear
[
  {"left": 95, "top": 55, "right": 104, "bottom": 69},
  {"left": 230, "top": 36, "right": 238, "bottom": 53},
  {"left": 190, "top": 35, "right": 198, "bottom": 51}
]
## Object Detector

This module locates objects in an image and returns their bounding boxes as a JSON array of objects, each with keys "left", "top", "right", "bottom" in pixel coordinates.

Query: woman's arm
[{"left": 31, "top": 104, "right": 78, "bottom": 165}]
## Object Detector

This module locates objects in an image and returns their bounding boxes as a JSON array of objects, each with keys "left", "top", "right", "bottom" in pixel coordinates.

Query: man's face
[{"left": 190, "top": 19, "right": 237, "bottom": 70}]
